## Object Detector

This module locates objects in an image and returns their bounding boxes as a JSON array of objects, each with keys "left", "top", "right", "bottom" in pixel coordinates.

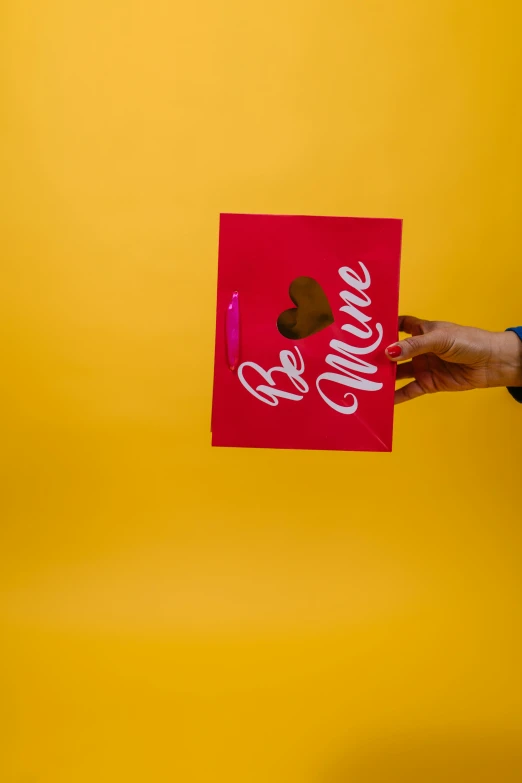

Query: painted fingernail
[{"left": 386, "top": 344, "right": 402, "bottom": 358}]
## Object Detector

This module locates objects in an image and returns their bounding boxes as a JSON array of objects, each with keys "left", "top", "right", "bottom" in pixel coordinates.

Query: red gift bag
[{"left": 212, "top": 213, "right": 402, "bottom": 451}]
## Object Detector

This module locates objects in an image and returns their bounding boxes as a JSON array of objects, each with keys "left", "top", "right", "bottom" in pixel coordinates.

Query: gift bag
[{"left": 212, "top": 213, "right": 402, "bottom": 451}]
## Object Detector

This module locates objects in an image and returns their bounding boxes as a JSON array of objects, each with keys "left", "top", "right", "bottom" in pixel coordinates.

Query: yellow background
[{"left": 2, "top": 1, "right": 522, "bottom": 780}]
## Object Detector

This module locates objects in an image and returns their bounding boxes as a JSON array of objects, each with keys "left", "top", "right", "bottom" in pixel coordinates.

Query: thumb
[{"left": 386, "top": 330, "right": 453, "bottom": 361}]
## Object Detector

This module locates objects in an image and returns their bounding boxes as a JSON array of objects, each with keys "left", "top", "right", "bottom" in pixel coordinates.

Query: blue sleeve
[{"left": 506, "top": 327, "right": 522, "bottom": 402}]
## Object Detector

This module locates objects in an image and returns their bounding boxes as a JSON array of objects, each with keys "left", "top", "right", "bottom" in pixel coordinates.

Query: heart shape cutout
[{"left": 277, "top": 276, "right": 334, "bottom": 340}]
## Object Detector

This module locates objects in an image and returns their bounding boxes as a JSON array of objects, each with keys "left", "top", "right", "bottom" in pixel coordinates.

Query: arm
[
  {"left": 506, "top": 327, "right": 522, "bottom": 402},
  {"left": 386, "top": 316, "right": 522, "bottom": 405}
]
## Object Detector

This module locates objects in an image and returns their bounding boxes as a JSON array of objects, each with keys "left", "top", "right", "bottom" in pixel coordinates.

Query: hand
[{"left": 386, "top": 316, "right": 522, "bottom": 404}]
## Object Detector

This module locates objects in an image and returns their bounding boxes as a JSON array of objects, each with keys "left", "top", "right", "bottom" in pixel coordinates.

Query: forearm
[
  {"left": 503, "top": 328, "right": 522, "bottom": 401},
  {"left": 489, "top": 331, "right": 522, "bottom": 389}
]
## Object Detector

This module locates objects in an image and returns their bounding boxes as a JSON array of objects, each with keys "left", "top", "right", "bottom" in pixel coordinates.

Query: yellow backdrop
[{"left": 2, "top": 1, "right": 522, "bottom": 781}]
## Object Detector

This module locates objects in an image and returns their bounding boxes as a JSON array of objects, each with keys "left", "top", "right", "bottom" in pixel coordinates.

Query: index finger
[{"left": 398, "top": 315, "right": 430, "bottom": 335}]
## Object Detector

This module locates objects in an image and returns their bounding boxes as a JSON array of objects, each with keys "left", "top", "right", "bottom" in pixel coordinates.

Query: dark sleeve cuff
[{"left": 506, "top": 327, "right": 522, "bottom": 402}]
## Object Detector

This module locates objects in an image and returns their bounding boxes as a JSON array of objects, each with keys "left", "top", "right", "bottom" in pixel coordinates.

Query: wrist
[{"left": 492, "top": 331, "right": 522, "bottom": 388}]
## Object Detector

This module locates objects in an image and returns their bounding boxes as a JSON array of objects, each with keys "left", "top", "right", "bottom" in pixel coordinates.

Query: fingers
[
  {"left": 394, "top": 361, "right": 423, "bottom": 404},
  {"left": 398, "top": 315, "right": 430, "bottom": 335},
  {"left": 386, "top": 329, "right": 453, "bottom": 362},
  {"left": 395, "top": 361, "right": 414, "bottom": 381},
  {"left": 394, "top": 380, "right": 425, "bottom": 405}
]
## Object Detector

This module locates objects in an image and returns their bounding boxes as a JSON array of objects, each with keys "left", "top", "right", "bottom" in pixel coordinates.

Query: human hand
[{"left": 386, "top": 316, "right": 522, "bottom": 404}]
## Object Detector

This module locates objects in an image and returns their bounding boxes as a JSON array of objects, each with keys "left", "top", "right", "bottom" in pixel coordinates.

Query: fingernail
[{"left": 386, "top": 344, "right": 402, "bottom": 359}]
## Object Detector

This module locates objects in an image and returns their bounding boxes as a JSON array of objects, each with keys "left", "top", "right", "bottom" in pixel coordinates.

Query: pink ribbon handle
[{"left": 225, "top": 291, "right": 240, "bottom": 372}]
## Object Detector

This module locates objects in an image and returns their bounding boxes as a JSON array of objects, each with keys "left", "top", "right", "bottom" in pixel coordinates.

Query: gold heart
[{"left": 277, "top": 277, "right": 334, "bottom": 340}]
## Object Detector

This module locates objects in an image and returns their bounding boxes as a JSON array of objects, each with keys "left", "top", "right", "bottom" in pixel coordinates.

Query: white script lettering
[
  {"left": 316, "top": 263, "right": 383, "bottom": 415},
  {"left": 237, "top": 262, "right": 385, "bottom": 416},
  {"left": 238, "top": 347, "right": 309, "bottom": 406}
]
